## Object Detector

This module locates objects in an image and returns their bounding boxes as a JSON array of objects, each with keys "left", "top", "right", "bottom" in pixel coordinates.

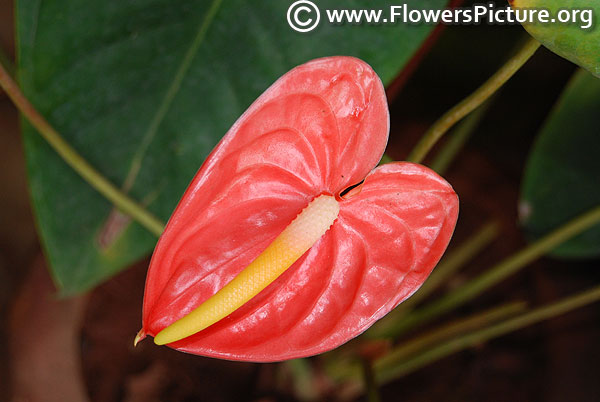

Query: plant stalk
[
  {"left": 429, "top": 97, "right": 493, "bottom": 174},
  {"left": 375, "top": 283, "right": 600, "bottom": 383},
  {"left": 361, "top": 358, "right": 381, "bottom": 402},
  {"left": 327, "top": 300, "right": 525, "bottom": 395},
  {"left": 375, "top": 300, "right": 527, "bottom": 373},
  {"left": 0, "top": 61, "right": 166, "bottom": 236},
  {"left": 407, "top": 37, "right": 540, "bottom": 164}
]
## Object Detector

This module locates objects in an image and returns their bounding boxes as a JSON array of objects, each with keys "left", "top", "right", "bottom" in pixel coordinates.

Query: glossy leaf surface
[
  {"left": 520, "top": 69, "right": 600, "bottom": 258},
  {"left": 510, "top": 0, "right": 600, "bottom": 77},
  {"left": 142, "top": 57, "right": 459, "bottom": 361},
  {"left": 17, "top": 0, "right": 450, "bottom": 295}
]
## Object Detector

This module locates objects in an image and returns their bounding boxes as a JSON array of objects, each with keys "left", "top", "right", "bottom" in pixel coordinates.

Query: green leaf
[
  {"left": 511, "top": 0, "right": 600, "bottom": 77},
  {"left": 17, "top": 0, "right": 449, "bottom": 294},
  {"left": 520, "top": 69, "right": 600, "bottom": 258}
]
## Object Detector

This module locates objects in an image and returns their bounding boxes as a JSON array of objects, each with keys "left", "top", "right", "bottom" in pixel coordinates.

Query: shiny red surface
[{"left": 141, "top": 56, "right": 459, "bottom": 361}]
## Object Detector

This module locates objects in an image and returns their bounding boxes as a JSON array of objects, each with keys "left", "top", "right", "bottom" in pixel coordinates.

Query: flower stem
[
  {"left": 429, "top": 97, "right": 493, "bottom": 174},
  {"left": 375, "top": 300, "right": 527, "bottom": 373},
  {"left": 0, "top": 61, "right": 165, "bottom": 236},
  {"left": 375, "top": 283, "right": 600, "bottom": 383},
  {"left": 327, "top": 300, "right": 525, "bottom": 395},
  {"left": 361, "top": 358, "right": 381, "bottom": 402},
  {"left": 393, "top": 204, "right": 600, "bottom": 336},
  {"left": 407, "top": 37, "right": 540, "bottom": 164}
]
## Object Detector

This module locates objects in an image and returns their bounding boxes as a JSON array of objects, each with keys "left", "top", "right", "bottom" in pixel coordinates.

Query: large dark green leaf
[
  {"left": 511, "top": 0, "right": 599, "bottom": 78},
  {"left": 17, "top": 0, "right": 449, "bottom": 294},
  {"left": 520, "top": 69, "right": 600, "bottom": 258}
]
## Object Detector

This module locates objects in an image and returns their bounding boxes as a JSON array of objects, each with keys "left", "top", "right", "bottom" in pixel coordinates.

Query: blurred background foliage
[{"left": 1, "top": 0, "right": 599, "bottom": 401}]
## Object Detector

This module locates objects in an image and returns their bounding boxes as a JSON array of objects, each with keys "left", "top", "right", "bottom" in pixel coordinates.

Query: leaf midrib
[{"left": 121, "top": 0, "right": 225, "bottom": 193}]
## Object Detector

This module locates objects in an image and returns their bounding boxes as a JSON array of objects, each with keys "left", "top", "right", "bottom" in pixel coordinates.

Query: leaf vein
[{"left": 121, "top": 0, "right": 225, "bottom": 192}]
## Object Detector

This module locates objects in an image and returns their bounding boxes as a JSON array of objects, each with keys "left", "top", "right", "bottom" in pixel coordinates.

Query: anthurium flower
[{"left": 137, "top": 56, "right": 459, "bottom": 362}]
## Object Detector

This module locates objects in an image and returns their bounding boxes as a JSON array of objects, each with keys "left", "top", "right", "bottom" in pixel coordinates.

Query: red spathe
[{"left": 141, "top": 56, "right": 459, "bottom": 361}]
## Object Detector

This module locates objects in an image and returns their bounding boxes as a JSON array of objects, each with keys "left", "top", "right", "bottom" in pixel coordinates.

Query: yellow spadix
[{"left": 153, "top": 194, "right": 340, "bottom": 345}]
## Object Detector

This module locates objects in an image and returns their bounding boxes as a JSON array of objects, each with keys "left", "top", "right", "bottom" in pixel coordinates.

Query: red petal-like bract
[{"left": 141, "top": 57, "right": 458, "bottom": 361}]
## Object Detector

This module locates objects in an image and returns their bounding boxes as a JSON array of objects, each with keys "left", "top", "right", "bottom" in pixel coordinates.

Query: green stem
[
  {"left": 366, "top": 221, "right": 500, "bottom": 338},
  {"left": 375, "top": 300, "right": 526, "bottom": 373},
  {"left": 429, "top": 97, "right": 493, "bottom": 174},
  {"left": 375, "top": 283, "right": 600, "bottom": 383},
  {"left": 407, "top": 37, "right": 540, "bottom": 164},
  {"left": 394, "top": 204, "right": 600, "bottom": 336},
  {"left": 0, "top": 61, "right": 165, "bottom": 236},
  {"left": 326, "top": 301, "right": 525, "bottom": 393},
  {"left": 361, "top": 359, "right": 381, "bottom": 402}
]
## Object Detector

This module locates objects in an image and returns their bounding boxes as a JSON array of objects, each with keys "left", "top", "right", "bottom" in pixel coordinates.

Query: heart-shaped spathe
[{"left": 139, "top": 56, "right": 459, "bottom": 362}]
